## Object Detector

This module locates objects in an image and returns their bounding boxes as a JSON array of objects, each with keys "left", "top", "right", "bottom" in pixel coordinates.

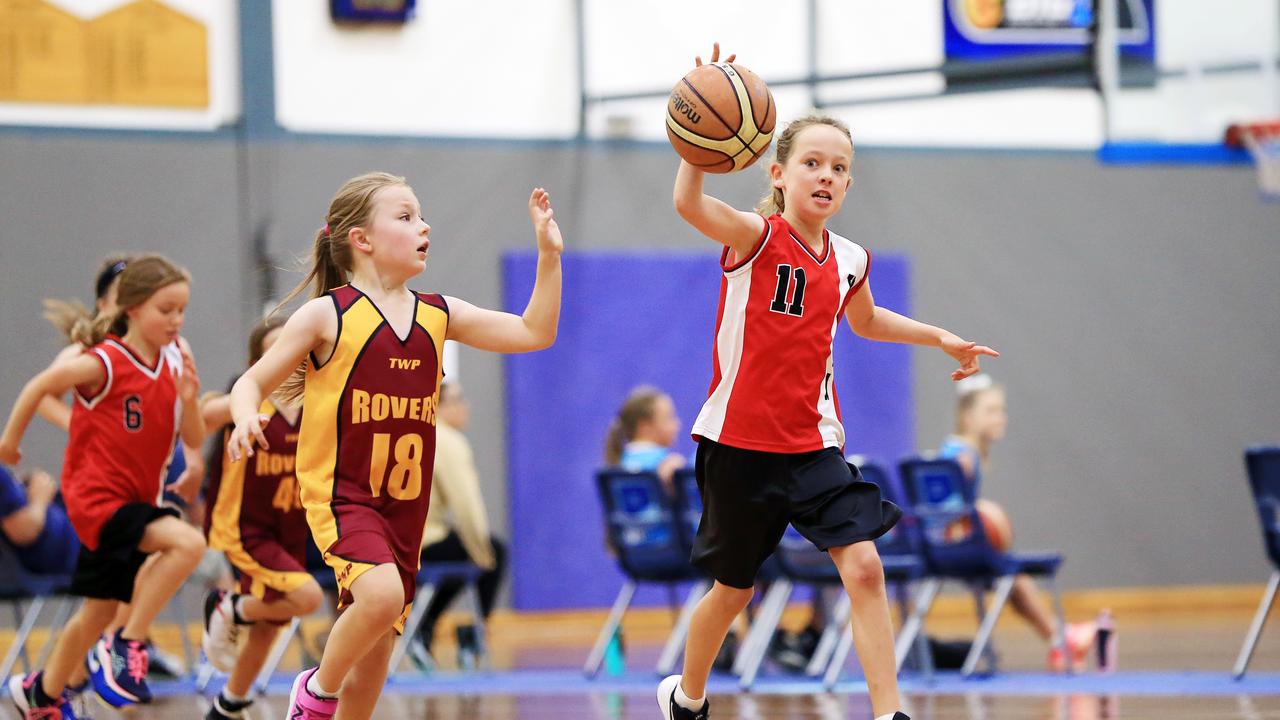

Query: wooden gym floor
[{"left": 6, "top": 585, "right": 1280, "bottom": 718}]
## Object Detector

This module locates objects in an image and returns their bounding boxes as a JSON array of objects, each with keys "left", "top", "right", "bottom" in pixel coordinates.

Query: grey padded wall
[{"left": 2, "top": 132, "right": 1276, "bottom": 591}]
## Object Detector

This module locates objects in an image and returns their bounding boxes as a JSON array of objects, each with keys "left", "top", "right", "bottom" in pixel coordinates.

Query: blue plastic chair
[
  {"left": 584, "top": 469, "right": 709, "bottom": 678},
  {"left": 389, "top": 561, "right": 487, "bottom": 674},
  {"left": 898, "top": 456, "right": 1067, "bottom": 677},
  {"left": 0, "top": 532, "right": 77, "bottom": 683},
  {"left": 1234, "top": 446, "right": 1280, "bottom": 679}
]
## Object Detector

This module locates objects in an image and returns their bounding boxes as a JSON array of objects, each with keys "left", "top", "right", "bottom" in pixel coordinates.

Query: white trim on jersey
[
  {"left": 77, "top": 348, "right": 114, "bottom": 410},
  {"left": 816, "top": 328, "right": 844, "bottom": 448},
  {"left": 692, "top": 224, "right": 772, "bottom": 442},
  {"left": 694, "top": 270, "right": 749, "bottom": 441},
  {"left": 104, "top": 338, "right": 169, "bottom": 380}
]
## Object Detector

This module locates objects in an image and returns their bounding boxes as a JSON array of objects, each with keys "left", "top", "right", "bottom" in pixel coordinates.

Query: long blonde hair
[
  {"left": 274, "top": 171, "right": 410, "bottom": 403},
  {"left": 43, "top": 254, "right": 134, "bottom": 342},
  {"left": 604, "top": 386, "right": 666, "bottom": 466},
  {"left": 64, "top": 255, "right": 189, "bottom": 347},
  {"left": 755, "top": 115, "right": 853, "bottom": 216}
]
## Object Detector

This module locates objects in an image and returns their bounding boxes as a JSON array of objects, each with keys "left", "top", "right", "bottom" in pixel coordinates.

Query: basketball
[{"left": 666, "top": 62, "right": 776, "bottom": 173}]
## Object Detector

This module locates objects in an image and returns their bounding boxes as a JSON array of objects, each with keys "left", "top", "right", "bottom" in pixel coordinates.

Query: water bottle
[
  {"left": 603, "top": 627, "right": 626, "bottom": 676},
  {"left": 1095, "top": 609, "right": 1116, "bottom": 673}
]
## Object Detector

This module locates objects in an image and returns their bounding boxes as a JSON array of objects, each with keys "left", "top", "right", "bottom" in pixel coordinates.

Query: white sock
[
  {"left": 220, "top": 688, "right": 248, "bottom": 703},
  {"left": 306, "top": 673, "right": 338, "bottom": 699},
  {"left": 232, "top": 595, "right": 253, "bottom": 625},
  {"left": 673, "top": 683, "right": 704, "bottom": 711}
]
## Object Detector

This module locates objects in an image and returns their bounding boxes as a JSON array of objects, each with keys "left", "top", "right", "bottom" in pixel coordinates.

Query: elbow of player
[
  {"left": 532, "top": 327, "right": 558, "bottom": 351},
  {"left": 672, "top": 192, "right": 700, "bottom": 221}
]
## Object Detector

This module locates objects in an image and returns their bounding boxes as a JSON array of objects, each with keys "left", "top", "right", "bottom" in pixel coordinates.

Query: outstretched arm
[
  {"left": 0, "top": 354, "right": 106, "bottom": 464},
  {"left": 34, "top": 345, "right": 86, "bottom": 433},
  {"left": 446, "top": 188, "right": 562, "bottom": 353},
  {"left": 845, "top": 281, "right": 998, "bottom": 381}
]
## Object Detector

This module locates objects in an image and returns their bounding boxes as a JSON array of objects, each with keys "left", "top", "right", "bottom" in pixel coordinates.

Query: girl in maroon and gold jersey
[
  {"left": 226, "top": 172, "right": 562, "bottom": 719},
  {"left": 198, "top": 317, "right": 322, "bottom": 720}
]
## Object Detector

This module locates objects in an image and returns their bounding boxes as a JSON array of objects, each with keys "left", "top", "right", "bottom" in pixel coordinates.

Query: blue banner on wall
[
  {"left": 503, "top": 251, "right": 915, "bottom": 611},
  {"left": 944, "top": 0, "right": 1154, "bottom": 61}
]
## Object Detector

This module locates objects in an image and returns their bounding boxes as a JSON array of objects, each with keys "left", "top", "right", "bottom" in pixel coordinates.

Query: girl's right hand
[
  {"left": 226, "top": 414, "right": 271, "bottom": 462},
  {"left": 695, "top": 42, "right": 735, "bottom": 67}
]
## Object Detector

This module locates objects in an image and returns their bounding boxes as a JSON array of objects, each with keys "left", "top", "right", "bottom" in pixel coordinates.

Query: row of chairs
[
  {"left": 0, "top": 532, "right": 488, "bottom": 695},
  {"left": 585, "top": 455, "right": 1070, "bottom": 686}
]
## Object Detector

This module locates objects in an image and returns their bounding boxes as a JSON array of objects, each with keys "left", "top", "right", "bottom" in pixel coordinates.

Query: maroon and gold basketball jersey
[
  {"left": 691, "top": 214, "right": 870, "bottom": 453},
  {"left": 63, "top": 337, "right": 182, "bottom": 550},
  {"left": 297, "top": 285, "right": 448, "bottom": 582},
  {"left": 207, "top": 400, "right": 311, "bottom": 591}
]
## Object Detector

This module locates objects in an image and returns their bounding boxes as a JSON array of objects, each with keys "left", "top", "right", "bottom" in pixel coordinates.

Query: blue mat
[{"left": 162, "top": 669, "right": 1280, "bottom": 698}]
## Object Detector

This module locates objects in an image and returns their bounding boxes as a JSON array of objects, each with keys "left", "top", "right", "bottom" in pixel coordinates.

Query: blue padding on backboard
[
  {"left": 1097, "top": 141, "right": 1250, "bottom": 165},
  {"left": 503, "top": 250, "right": 913, "bottom": 610}
]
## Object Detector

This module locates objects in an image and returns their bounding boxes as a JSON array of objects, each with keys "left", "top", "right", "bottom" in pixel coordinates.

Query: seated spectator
[
  {"left": 417, "top": 380, "right": 507, "bottom": 668},
  {"left": 939, "top": 374, "right": 1094, "bottom": 672},
  {"left": 0, "top": 465, "right": 79, "bottom": 576},
  {"left": 604, "top": 386, "right": 686, "bottom": 489}
]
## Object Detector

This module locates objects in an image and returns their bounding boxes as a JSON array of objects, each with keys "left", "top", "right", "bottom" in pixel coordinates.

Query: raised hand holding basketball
[{"left": 695, "top": 41, "right": 735, "bottom": 67}]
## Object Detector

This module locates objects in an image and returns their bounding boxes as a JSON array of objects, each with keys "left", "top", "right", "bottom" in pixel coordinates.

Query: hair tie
[
  {"left": 955, "top": 373, "right": 993, "bottom": 396},
  {"left": 94, "top": 260, "right": 129, "bottom": 300},
  {"left": 322, "top": 223, "right": 331, "bottom": 236}
]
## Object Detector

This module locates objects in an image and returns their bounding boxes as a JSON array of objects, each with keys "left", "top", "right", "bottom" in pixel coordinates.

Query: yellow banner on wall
[{"left": 0, "top": 0, "right": 209, "bottom": 108}]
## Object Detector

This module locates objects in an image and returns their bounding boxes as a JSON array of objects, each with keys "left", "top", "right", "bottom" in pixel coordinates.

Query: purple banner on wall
[{"left": 503, "top": 250, "right": 913, "bottom": 611}]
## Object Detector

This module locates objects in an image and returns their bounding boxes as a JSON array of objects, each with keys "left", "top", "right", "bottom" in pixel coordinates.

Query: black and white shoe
[
  {"left": 205, "top": 690, "right": 253, "bottom": 719},
  {"left": 202, "top": 590, "right": 247, "bottom": 673},
  {"left": 657, "top": 675, "right": 709, "bottom": 720}
]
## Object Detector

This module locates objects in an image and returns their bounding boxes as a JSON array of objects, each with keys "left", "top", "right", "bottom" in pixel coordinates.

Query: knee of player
[
  {"left": 710, "top": 582, "right": 754, "bottom": 612},
  {"left": 292, "top": 579, "right": 325, "bottom": 616},
  {"left": 355, "top": 577, "right": 406, "bottom": 623},
  {"left": 169, "top": 523, "right": 207, "bottom": 565},
  {"left": 837, "top": 544, "right": 884, "bottom": 589}
]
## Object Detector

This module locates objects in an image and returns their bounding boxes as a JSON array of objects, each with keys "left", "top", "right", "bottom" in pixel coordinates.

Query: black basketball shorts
[{"left": 690, "top": 438, "right": 902, "bottom": 589}]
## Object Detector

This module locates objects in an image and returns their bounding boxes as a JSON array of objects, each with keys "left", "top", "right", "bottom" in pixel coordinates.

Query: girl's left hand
[
  {"left": 179, "top": 347, "right": 202, "bottom": 403},
  {"left": 528, "top": 188, "right": 563, "bottom": 255},
  {"left": 942, "top": 335, "right": 999, "bottom": 380}
]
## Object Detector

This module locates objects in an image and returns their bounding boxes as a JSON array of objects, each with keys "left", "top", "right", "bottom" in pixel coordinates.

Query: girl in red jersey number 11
[{"left": 659, "top": 45, "right": 998, "bottom": 720}]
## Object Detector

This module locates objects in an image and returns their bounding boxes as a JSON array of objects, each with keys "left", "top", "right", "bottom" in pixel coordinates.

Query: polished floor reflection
[{"left": 7, "top": 607, "right": 1280, "bottom": 718}]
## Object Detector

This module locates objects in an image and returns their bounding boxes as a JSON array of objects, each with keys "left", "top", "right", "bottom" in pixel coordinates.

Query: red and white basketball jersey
[
  {"left": 692, "top": 214, "right": 870, "bottom": 454},
  {"left": 62, "top": 337, "right": 182, "bottom": 549}
]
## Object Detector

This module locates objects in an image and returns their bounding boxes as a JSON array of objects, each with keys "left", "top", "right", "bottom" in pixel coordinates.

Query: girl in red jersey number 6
[
  {"left": 226, "top": 172, "right": 561, "bottom": 720},
  {"left": 659, "top": 45, "right": 998, "bottom": 720},
  {"left": 1, "top": 256, "right": 207, "bottom": 719}
]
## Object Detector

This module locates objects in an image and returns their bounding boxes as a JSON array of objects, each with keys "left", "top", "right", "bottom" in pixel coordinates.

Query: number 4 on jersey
[{"left": 770, "top": 264, "right": 806, "bottom": 317}]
